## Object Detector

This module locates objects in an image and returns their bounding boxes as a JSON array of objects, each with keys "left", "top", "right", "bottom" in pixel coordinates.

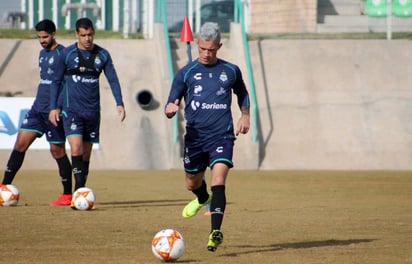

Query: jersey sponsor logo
[
  {"left": 216, "top": 87, "right": 226, "bottom": 96},
  {"left": 71, "top": 75, "right": 99, "bottom": 84},
  {"left": 194, "top": 85, "right": 202, "bottom": 95},
  {"left": 39, "top": 79, "right": 52, "bottom": 85},
  {"left": 191, "top": 100, "right": 200, "bottom": 111},
  {"left": 201, "top": 102, "right": 227, "bottom": 110},
  {"left": 190, "top": 100, "right": 228, "bottom": 111},
  {"left": 194, "top": 73, "right": 202, "bottom": 80}
]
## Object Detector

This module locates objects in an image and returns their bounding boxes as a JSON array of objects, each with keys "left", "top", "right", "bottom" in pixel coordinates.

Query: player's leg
[
  {"left": 206, "top": 139, "right": 234, "bottom": 251},
  {"left": 62, "top": 109, "right": 86, "bottom": 191},
  {"left": 182, "top": 146, "right": 210, "bottom": 218},
  {"left": 182, "top": 171, "right": 211, "bottom": 218},
  {"left": 82, "top": 142, "right": 93, "bottom": 184},
  {"left": 67, "top": 135, "right": 85, "bottom": 190},
  {"left": 46, "top": 113, "right": 73, "bottom": 206},
  {"left": 2, "top": 130, "right": 37, "bottom": 184},
  {"left": 80, "top": 110, "right": 99, "bottom": 186},
  {"left": 49, "top": 143, "right": 72, "bottom": 206},
  {"left": 207, "top": 162, "right": 229, "bottom": 252}
]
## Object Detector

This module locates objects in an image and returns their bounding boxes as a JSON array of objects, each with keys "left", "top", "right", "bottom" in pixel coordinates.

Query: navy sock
[
  {"left": 2, "top": 150, "right": 25, "bottom": 184},
  {"left": 210, "top": 185, "right": 226, "bottom": 231},
  {"left": 72, "top": 155, "right": 85, "bottom": 190},
  {"left": 192, "top": 180, "right": 209, "bottom": 204},
  {"left": 83, "top": 160, "right": 90, "bottom": 183},
  {"left": 56, "top": 155, "right": 72, "bottom": 194}
]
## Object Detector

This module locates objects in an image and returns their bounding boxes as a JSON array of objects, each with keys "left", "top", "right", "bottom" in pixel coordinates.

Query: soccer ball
[
  {"left": 151, "top": 229, "right": 185, "bottom": 262},
  {"left": 71, "top": 187, "right": 95, "bottom": 210},
  {"left": 0, "top": 184, "right": 20, "bottom": 206}
]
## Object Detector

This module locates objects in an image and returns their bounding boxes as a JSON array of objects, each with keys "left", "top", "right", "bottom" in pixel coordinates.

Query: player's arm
[
  {"left": 165, "top": 71, "right": 185, "bottom": 119},
  {"left": 48, "top": 51, "right": 66, "bottom": 126},
  {"left": 233, "top": 67, "right": 250, "bottom": 136},
  {"left": 236, "top": 105, "right": 250, "bottom": 136},
  {"left": 103, "top": 52, "right": 126, "bottom": 122},
  {"left": 165, "top": 99, "right": 180, "bottom": 119}
]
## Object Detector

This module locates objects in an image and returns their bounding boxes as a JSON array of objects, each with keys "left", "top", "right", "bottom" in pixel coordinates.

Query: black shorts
[
  {"left": 20, "top": 109, "right": 65, "bottom": 144},
  {"left": 183, "top": 138, "right": 234, "bottom": 174},
  {"left": 62, "top": 109, "right": 100, "bottom": 143}
]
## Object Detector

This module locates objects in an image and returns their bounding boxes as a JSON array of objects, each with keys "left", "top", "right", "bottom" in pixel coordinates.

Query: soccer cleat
[
  {"left": 207, "top": 230, "right": 224, "bottom": 252},
  {"left": 182, "top": 195, "right": 211, "bottom": 218},
  {"left": 49, "top": 194, "right": 72, "bottom": 206}
]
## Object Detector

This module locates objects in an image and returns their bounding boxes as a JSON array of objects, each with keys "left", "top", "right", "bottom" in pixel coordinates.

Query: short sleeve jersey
[
  {"left": 32, "top": 44, "right": 65, "bottom": 113},
  {"left": 167, "top": 58, "right": 250, "bottom": 147}
]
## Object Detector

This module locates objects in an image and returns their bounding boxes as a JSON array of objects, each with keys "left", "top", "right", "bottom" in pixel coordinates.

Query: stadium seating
[
  {"left": 392, "top": 0, "right": 412, "bottom": 17},
  {"left": 365, "top": 0, "right": 388, "bottom": 17}
]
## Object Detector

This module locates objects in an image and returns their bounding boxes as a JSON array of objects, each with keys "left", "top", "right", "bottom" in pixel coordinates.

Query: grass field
[{"left": 1, "top": 170, "right": 412, "bottom": 264}]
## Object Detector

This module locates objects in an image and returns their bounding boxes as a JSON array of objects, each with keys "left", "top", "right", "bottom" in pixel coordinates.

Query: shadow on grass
[
  {"left": 222, "top": 239, "right": 377, "bottom": 257},
  {"left": 97, "top": 199, "right": 188, "bottom": 208}
]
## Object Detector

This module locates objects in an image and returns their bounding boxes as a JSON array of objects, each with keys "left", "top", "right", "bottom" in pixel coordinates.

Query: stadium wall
[
  {"left": 249, "top": 0, "right": 318, "bottom": 33},
  {"left": 0, "top": 35, "right": 411, "bottom": 170}
]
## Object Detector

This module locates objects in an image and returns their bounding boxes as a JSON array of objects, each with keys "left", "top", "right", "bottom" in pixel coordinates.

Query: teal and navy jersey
[
  {"left": 167, "top": 58, "right": 250, "bottom": 147},
  {"left": 32, "top": 44, "right": 65, "bottom": 113},
  {"left": 50, "top": 43, "right": 124, "bottom": 112}
]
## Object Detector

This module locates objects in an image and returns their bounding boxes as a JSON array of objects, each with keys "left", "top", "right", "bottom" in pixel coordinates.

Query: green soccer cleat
[
  {"left": 207, "top": 230, "right": 224, "bottom": 252},
  {"left": 182, "top": 195, "right": 211, "bottom": 218}
]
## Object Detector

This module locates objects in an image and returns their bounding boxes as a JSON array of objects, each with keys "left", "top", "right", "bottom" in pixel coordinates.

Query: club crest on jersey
[
  {"left": 70, "top": 121, "right": 77, "bottom": 131},
  {"left": 219, "top": 71, "right": 228, "bottom": 82},
  {"left": 95, "top": 56, "right": 101, "bottom": 65},
  {"left": 48, "top": 56, "right": 54, "bottom": 65}
]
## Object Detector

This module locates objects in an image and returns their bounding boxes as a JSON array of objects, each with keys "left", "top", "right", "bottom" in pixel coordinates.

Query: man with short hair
[
  {"left": 49, "top": 17, "right": 126, "bottom": 197},
  {"left": 1, "top": 19, "right": 73, "bottom": 206},
  {"left": 165, "top": 22, "right": 250, "bottom": 252}
]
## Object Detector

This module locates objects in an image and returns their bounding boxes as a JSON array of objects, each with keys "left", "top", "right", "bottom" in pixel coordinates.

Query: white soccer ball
[
  {"left": 0, "top": 184, "right": 20, "bottom": 206},
  {"left": 151, "top": 229, "right": 185, "bottom": 262},
  {"left": 71, "top": 187, "right": 95, "bottom": 210}
]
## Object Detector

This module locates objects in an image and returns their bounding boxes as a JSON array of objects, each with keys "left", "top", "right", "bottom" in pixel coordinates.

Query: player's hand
[
  {"left": 236, "top": 114, "right": 250, "bottom": 136},
  {"left": 117, "top": 105, "right": 126, "bottom": 122},
  {"left": 48, "top": 109, "right": 60, "bottom": 127},
  {"left": 165, "top": 99, "right": 180, "bottom": 119}
]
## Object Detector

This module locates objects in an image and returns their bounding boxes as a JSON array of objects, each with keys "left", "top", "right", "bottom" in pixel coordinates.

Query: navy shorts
[
  {"left": 183, "top": 138, "right": 234, "bottom": 174},
  {"left": 62, "top": 109, "right": 100, "bottom": 144},
  {"left": 20, "top": 109, "right": 66, "bottom": 144}
]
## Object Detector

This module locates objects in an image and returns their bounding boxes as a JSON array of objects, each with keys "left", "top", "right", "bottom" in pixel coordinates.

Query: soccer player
[
  {"left": 48, "top": 17, "right": 126, "bottom": 194},
  {"left": 1, "top": 19, "right": 73, "bottom": 206},
  {"left": 165, "top": 22, "right": 250, "bottom": 252}
]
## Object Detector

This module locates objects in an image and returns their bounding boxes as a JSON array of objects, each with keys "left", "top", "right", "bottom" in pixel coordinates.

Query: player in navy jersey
[
  {"left": 165, "top": 22, "right": 250, "bottom": 252},
  {"left": 49, "top": 17, "right": 126, "bottom": 196},
  {"left": 1, "top": 19, "right": 73, "bottom": 206}
]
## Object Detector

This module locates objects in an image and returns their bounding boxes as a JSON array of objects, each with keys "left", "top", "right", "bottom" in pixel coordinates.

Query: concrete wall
[
  {"left": 250, "top": 0, "right": 318, "bottom": 33},
  {"left": 250, "top": 39, "right": 412, "bottom": 170},
  {"left": 1, "top": 36, "right": 412, "bottom": 170}
]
